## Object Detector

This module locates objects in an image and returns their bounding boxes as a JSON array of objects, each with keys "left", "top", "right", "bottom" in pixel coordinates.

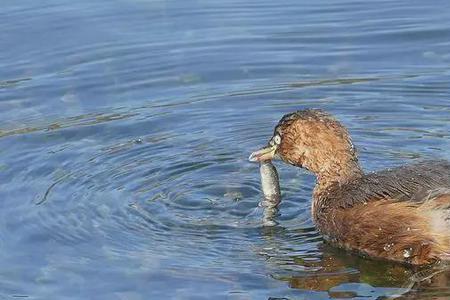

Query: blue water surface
[{"left": 1, "top": 0, "right": 450, "bottom": 299}]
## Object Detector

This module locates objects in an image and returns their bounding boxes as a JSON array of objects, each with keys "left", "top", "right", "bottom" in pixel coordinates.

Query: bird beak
[{"left": 249, "top": 145, "right": 277, "bottom": 162}]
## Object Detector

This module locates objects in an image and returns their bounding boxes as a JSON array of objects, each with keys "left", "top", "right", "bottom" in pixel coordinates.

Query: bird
[{"left": 249, "top": 108, "right": 450, "bottom": 265}]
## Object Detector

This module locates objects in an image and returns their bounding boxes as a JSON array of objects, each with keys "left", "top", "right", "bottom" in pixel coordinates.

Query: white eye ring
[{"left": 273, "top": 135, "right": 281, "bottom": 145}]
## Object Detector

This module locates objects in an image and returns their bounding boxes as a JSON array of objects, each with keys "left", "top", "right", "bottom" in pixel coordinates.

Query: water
[{"left": 1, "top": 0, "right": 450, "bottom": 298}]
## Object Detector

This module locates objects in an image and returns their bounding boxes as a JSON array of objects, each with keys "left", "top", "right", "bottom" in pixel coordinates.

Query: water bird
[{"left": 249, "top": 109, "right": 450, "bottom": 265}]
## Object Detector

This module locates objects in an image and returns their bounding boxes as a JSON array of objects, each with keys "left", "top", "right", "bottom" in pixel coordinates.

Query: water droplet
[{"left": 403, "top": 248, "right": 413, "bottom": 258}]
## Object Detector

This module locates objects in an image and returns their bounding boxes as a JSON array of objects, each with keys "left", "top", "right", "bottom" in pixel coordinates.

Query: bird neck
[{"left": 312, "top": 157, "right": 363, "bottom": 200}]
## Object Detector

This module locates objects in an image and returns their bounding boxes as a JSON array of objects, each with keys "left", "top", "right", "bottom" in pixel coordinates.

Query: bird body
[{"left": 250, "top": 109, "right": 450, "bottom": 265}]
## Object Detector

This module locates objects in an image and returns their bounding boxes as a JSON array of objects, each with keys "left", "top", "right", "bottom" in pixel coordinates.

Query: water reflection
[{"left": 259, "top": 225, "right": 450, "bottom": 299}]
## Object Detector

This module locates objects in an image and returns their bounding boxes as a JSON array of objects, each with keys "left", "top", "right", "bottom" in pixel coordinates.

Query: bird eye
[{"left": 273, "top": 135, "right": 281, "bottom": 145}]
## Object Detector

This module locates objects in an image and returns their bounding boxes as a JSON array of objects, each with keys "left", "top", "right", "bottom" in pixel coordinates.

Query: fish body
[
  {"left": 259, "top": 161, "right": 281, "bottom": 226},
  {"left": 259, "top": 161, "right": 281, "bottom": 201}
]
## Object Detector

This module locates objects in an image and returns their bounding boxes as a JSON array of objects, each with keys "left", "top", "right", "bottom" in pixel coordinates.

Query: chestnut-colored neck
[
  {"left": 312, "top": 157, "right": 364, "bottom": 204},
  {"left": 318, "top": 160, "right": 363, "bottom": 189}
]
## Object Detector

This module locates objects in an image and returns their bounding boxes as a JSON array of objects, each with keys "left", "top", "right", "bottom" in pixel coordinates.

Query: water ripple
[{"left": 2, "top": 0, "right": 450, "bottom": 298}]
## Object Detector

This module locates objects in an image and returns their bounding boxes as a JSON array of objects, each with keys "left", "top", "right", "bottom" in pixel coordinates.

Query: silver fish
[
  {"left": 260, "top": 161, "right": 281, "bottom": 201},
  {"left": 259, "top": 161, "right": 281, "bottom": 226}
]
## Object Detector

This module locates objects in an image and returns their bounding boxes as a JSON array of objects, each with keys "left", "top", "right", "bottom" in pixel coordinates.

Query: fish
[
  {"left": 260, "top": 161, "right": 281, "bottom": 201},
  {"left": 259, "top": 161, "right": 281, "bottom": 226}
]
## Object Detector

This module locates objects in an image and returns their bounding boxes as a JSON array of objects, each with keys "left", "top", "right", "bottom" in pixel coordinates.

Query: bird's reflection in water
[{"left": 259, "top": 225, "right": 450, "bottom": 299}]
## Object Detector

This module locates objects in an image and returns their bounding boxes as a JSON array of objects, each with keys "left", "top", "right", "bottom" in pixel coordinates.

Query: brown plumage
[{"left": 250, "top": 109, "right": 450, "bottom": 265}]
